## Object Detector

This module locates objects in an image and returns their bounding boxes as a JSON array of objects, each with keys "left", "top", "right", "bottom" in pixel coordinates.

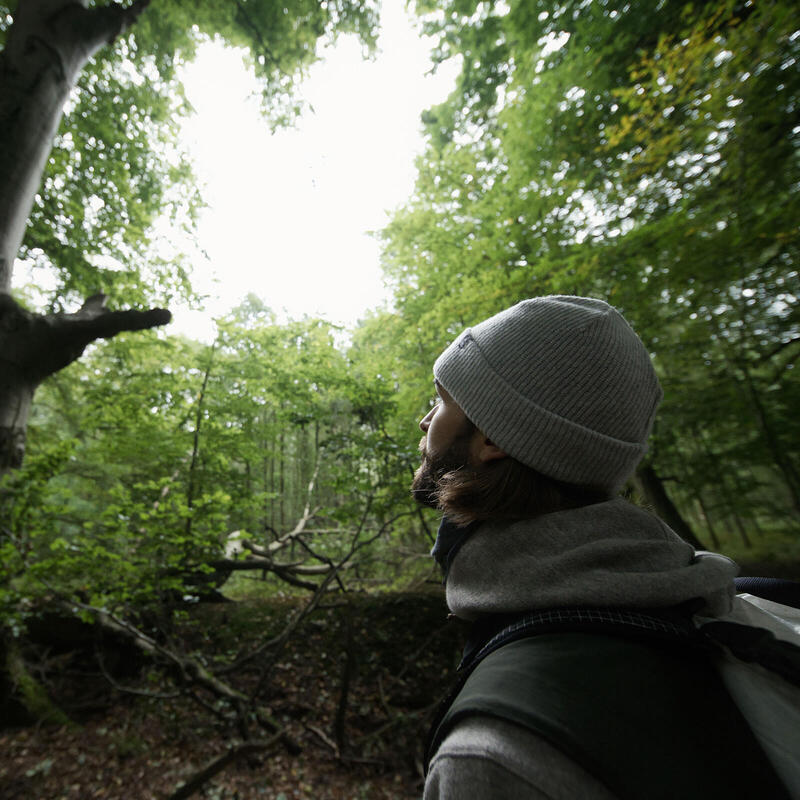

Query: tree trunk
[
  {"left": 0, "top": 294, "right": 169, "bottom": 475},
  {"left": 738, "top": 362, "right": 800, "bottom": 517},
  {"left": 634, "top": 464, "right": 706, "bottom": 549},
  {"left": 0, "top": 0, "right": 150, "bottom": 290},
  {"left": 279, "top": 426, "right": 285, "bottom": 530},
  {"left": 694, "top": 492, "right": 721, "bottom": 550},
  {"left": 0, "top": 0, "right": 170, "bottom": 473},
  {"left": 3, "top": 633, "right": 70, "bottom": 726},
  {"left": 728, "top": 508, "right": 753, "bottom": 549},
  {"left": 333, "top": 615, "right": 356, "bottom": 755}
]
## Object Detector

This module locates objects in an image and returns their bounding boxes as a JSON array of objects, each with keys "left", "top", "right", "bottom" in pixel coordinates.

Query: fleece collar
[
  {"left": 430, "top": 517, "right": 480, "bottom": 576},
  {"left": 444, "top": 498, "right": 737, "bottom": 621}
]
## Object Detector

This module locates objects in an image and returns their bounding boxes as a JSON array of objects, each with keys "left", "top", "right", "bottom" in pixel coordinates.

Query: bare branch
[
  {"left": 292, "top": 535, "right": 348, "bottom": 592},
  {"left": 168, "top": 735, "right": 282, "bottom": 800},
  {"left": 223, "top": 510, "right": 415, "bottom": 679},
  {"left": 212, "top": 556, "right": 349, "bottom": 577},
  {"left": 0, "top": 293, "right": 171, "bottom": 387},
  {"left": 210, "top": 556, "right": 334, "bottom": 591},
  {"left": 54, "top": 593, "right": 262, "bottom": 710},
  {"left": 263, "top": 458, "right": 322, "bottom": 555},
  {"left": 761, "top": 336, "right": 800, "bottom": 364},
  {"left": 305, "top": 723, "right": 339, "bottom": 757},
  {"left": 95, "top": 644, "right": 180, "bottom": 700},
  {"left": 52, "top": 595, "right": 302, "bottom": 757}
]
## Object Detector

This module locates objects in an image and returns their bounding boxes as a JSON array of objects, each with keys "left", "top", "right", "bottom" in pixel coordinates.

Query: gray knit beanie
[{"left": 433, "top": 296, "right": 663, "bottom": 493}]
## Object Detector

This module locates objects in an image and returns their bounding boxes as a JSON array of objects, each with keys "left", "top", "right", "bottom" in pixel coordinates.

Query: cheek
[{"left": 425, "top": 412, "right": 453, "bottom": 457}]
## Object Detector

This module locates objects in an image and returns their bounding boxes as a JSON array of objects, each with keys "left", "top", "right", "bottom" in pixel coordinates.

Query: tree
[
  {"left": 373, "top": 0, "right": 800, "bottom": 541},
  {"left": 0, "top": 0, "right": 378, "bottom": 473},
  {"left": 1, "top": 300, "right": 427, "bottom": 754},
  {"left": 4, "top": 299, "right": 405, "bottom": 608},
  {"left": 0, "top": 0, "right": 384, "bottom": 743}
]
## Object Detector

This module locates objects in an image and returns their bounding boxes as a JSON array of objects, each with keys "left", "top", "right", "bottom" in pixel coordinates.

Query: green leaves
[
  {"left": 2, "top": 303, "right": 416, "bottom": 631},
  {"left": 378, "top": 0, "right": 800, "bottom": 537},
  {"left": 8, "top": 0, "right": 380, "bottom": 311}
]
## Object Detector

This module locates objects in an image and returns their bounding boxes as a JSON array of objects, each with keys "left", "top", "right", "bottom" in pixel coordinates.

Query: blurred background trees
[
  {"left": 1, "top": 0, "right": 798, "bottom": 760},
  {"left": 4, "top": 0, "right": 799, "bottom": 634},
  {"left": 372, "top": 0, "right": 800, "bottom": 555}
]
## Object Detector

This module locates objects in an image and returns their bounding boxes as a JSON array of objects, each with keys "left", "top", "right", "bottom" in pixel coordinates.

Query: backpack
[
  {"left": 426, "top": 599, "right": 800, "bottom": 799},
  {"left": 698, "top": 592, "right": 800, "bottom": 797}
]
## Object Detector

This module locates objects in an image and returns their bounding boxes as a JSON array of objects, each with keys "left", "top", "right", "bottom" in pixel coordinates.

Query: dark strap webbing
[
  {"left": 701, "top": 619, "right": 800, "bottom": 686},
  {"left": 462, "top": 606, "right": 706, "bottom": 670},
  {"left": 427, "top": 629, "right": 791, "bottom": 799},
  {"left": 735, "top": 577, "right": 800, "bottom": 610}
]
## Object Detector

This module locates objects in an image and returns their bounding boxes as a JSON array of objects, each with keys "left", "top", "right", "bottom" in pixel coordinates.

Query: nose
[{"left": 419, "top": 406, "right": 436, "bottom": 433}]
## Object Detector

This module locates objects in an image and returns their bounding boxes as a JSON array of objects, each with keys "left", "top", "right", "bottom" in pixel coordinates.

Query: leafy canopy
[{"left": 2, "top": 0, "right": 379, "bottom": 309}]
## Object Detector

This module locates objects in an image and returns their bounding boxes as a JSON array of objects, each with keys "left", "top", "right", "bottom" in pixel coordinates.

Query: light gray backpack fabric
[{"left": 697, "top": 593, "right": 800, "bottom": 798}]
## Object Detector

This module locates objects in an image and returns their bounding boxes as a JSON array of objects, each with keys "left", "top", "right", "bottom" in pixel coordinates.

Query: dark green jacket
[{"left": 428, "top": 628, "right": 790, "bottom": 800}]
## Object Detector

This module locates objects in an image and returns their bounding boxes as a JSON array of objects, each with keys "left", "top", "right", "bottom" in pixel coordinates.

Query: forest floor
[
  {"left": 0, "top": 591, "right": 465, "bottom": 800},
  {"left": 1, "top": 550, "right": 798, "bottom": 800}
]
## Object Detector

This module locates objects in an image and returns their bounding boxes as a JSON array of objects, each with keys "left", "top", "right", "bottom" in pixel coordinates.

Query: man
[{"left": 413, "top": 297, "right": 789, "bottom": 799}]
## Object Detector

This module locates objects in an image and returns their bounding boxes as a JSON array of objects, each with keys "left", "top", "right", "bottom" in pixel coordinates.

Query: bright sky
[{"left": 173, "top": 0, "right": 459, "bottom": 341}]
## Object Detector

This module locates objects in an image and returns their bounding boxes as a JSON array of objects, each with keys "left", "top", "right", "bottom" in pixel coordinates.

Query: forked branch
[{"left": 0, "top": 292, "right": 170, "bottom": 386}]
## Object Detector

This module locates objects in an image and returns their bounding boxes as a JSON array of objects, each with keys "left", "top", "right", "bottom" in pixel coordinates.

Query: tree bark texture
[
  {"left": 634, "top": 464, "right": 706, "bottom": 550},
  {"left": 0, "top": 0, "right": 171, "bottom": 474},
  {"left": 0, "top": 293, "right": 169, "bottom": 472},
  {"left": 0, "top": 0, "right": 150, "bottom": 289}
]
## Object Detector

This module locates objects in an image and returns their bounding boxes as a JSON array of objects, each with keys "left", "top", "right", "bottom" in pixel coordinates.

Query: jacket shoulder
[{"left": 430, "top": 632, "right": 790, "bottom": 800}]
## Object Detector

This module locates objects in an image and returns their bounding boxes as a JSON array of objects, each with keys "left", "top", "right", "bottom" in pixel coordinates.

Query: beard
[{"left": 410, "top": 434, "right": 473, "bottom": 509}]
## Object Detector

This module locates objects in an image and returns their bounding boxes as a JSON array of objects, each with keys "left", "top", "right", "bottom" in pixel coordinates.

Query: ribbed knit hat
[{"left": 433, "top": 296, "right": 663, "bottom": 493}]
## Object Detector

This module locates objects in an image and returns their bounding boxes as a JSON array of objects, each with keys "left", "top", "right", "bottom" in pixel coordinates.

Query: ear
[{"left": 474, "top": 434, "right": 508, "bottom": 464}]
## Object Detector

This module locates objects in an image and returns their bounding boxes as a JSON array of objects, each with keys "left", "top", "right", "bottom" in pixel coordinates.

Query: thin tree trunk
[
  {"left": 695, "top": 493, "right": 721, "bottom": 550},
  {"left": 728, "top": 508, "right": 753, "bottom": 549},
  {"left": 333, "top": 615, "right": 356, "bottom": 755},
  {"left": 185, "top": 344, "right": 216, "bottom": 538},
  {"left": 738, "top": 362, "right": 800, "bottom": 516},
  {"left": 634, "top": 464, "right": 705, "bottom": 549},
  {"left": 279, "top": 427, "right": 285, "bottom": 530},
  {"left": 693, "top": 427, "right": 755, "bottom": 549}
]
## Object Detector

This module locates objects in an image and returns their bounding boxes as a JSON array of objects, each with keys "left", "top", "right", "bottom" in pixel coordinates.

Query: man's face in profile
[{"left": 411, "top": 381, "right": 474, "bottom": 508}]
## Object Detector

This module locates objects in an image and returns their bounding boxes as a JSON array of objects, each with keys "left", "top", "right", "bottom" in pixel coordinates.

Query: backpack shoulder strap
[
  {"left": 700, "top": 618, "right": 800, "bottom": 686},
  {"left": 427, "top": 620, "right": 791, "bottom": 800},
  {"left": 464, "top": 606, "right": 706, "bottom": 669}
]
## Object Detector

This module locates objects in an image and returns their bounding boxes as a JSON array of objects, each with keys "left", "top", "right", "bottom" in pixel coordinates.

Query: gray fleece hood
[{"left": 445, "top": 498, "right": 737, "bottom": 620}]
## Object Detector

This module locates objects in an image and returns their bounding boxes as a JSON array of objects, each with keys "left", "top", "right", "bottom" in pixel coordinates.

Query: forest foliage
[
  {"left": 369, "top": 0, "right": 800, "bottom": 551},
  {"left": 0, "top": 0, "right": 378, "bottom": 309},
  {"left": 1, "top": 0, "right": 799, "bottom": 751}
]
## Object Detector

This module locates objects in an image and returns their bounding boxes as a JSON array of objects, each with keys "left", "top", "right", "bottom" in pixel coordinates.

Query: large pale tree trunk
[{"left": 0, "top": 0, "right": 168, "bottom": 475}]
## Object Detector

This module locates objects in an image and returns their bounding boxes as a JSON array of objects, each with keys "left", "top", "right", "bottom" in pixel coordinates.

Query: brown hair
[{"left": 434, "top": 441, "right": 611, "bottom": 526}]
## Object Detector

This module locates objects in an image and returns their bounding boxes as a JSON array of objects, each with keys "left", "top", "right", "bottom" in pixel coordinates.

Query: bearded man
[{"left": 413, "top": 297, "right": 790, "bottom": 800}]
